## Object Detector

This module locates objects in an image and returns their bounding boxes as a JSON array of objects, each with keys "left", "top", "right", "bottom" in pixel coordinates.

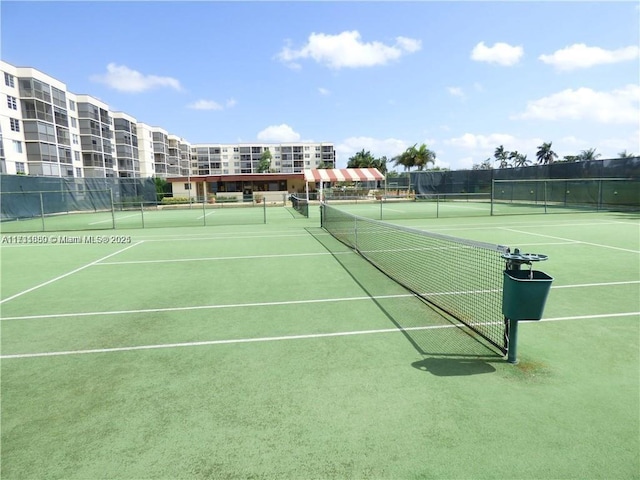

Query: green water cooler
[{"left": 501, "top": 249, "right": 553, "bottom": 364}]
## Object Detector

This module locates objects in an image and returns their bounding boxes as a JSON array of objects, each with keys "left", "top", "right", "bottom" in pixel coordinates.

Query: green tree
[
  {"left": 393, "top": 143, "right": 436, "bottom": 172},
  {"left": 413, "top": 143, "right": 436, "bottom": 170},
  {"left": 494, "top": 145, "right": 510, "bottom": 168},
  {"left": 154, "top": 177, "right": 170, "bottom": 202},
  {"left": 392, "top": 149, "right": 414, "bottom": 172},
  {"left": 372, "top": 155, "right": 388, "bottom": 175},
  {"left": 347, "top": 149, "right": 377, "bottom": 168},
  {"left": 480, "top": 158, "right": 493, "bottom": 170},
  {"left": 510, "top": 151, "right": 530, "bottom": 168},
  {"left": 617, "top": 150, "right": 635, "bottom": 158},
  {"left": 536, "top": 142, "right": 558, "bottom": 165},
  {"left": 258, "top": 149, "right": 272, "bottom": 173},
  {"left": 576, "top": 148, "right": 601, "bottom": 161}
]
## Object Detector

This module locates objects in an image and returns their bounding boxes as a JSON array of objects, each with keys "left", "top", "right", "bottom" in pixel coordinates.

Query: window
[
  {"left": 4, "top": 72, "right": 14, "bottom": 87},
  {"left": 74, "top": 151, "right": 81, "bottom": 162},
  {"left": 51, "top": 87, "right": 66, "bottom": 108},
  {"left": 15, "top": 162, "right": 25, "bottom": 174},
  {"left": 76, "top": 167, "right": 82, "bottom": 177},
  {"left": 9, "top": 118, "right": 20, "bottom": 132},
  {"left": 184, "top": 183, "right": 191, "bottom": 190},
  {"left": 68, "top": 100, "right": 76, "bottom": 111},
  {"left": 12, "top": 140, "right": 22, "bottom": 153},
  {"left": 6, "top": 95, "right": 17, "bottom": 110},
  {"left": 72, "top": 134, "right": 79, "bottom": 145},
  {"left": 70, "top": 117, "right": 77, "bottom": 128}
]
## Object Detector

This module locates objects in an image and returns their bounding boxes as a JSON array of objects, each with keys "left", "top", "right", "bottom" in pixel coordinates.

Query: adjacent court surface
[{"left": 1, "top": 205, "right": 638, "bottom": 479}]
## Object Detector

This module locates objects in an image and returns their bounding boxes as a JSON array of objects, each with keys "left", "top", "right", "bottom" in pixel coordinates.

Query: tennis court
[{"left": 1, "top": 205, "right": 638, "bottom": 479}]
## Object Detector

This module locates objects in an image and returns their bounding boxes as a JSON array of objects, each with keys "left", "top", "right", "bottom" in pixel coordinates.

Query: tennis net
[
  {"left": 290, "top": 195, "right": 309, "bottom": 217},
  {"left": 321, "top": 203, "right": 509, "bottom": 354}
]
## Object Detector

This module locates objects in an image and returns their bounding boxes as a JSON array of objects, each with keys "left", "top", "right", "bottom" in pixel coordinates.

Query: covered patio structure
[{"left": 303, "top": 168, "right": 385, "bottom": 201}]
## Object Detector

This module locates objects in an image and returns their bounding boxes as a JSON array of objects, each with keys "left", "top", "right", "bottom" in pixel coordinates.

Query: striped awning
[{"left": 303, "top": 168, "right": 385, "bottom": 183}]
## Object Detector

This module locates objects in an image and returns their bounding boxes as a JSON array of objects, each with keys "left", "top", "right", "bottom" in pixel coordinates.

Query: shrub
[{"left": 160, "top": 197, "right": 191, "bottom": 205}]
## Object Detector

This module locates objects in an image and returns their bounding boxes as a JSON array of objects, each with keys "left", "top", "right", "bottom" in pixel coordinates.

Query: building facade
[{"left": 0, "top": 60, "right": 335, "bottom": 179}]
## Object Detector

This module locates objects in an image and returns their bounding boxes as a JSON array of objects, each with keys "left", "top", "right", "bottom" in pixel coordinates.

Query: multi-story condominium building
[
  {"left": 76, "top": 94, "right": 115, "bottom": 178},
  {"left": 189, "top": 143, "right": 335, "bottom": 175},
  {"left": 0, "top": 60, "right": 335, "bottom": 179},
  {"left": 112, "top": 112, "right": 139, "bottom": 178}
]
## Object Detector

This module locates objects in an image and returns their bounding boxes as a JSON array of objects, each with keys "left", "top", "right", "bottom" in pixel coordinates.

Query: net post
[
  {"left": 39, "top": 192, "right": 45, "bottom": 232},
  {"left": 507, "top": 318, "right": 519, "bottom": 364},
  {"left": 263, "top": 197, "right": 267, "bottom": 224},
  {"left": 543, "top": 181, "right": 548, "bottom": 214},
  {"left": 202, "top": 196, "right": 206, "bottom": 226},
  {"left": 140, "top": 201, "right": 145, "bottom": 228}
]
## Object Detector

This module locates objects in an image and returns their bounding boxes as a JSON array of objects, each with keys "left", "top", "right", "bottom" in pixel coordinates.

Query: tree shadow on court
[{"left": 306, "top": 227, "right": 503, "bottom": 376}]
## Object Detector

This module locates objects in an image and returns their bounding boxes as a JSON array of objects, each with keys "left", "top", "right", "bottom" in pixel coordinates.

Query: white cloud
[
  {"left": 318, "top": 87, "right": 331, "bottom": 96},
  {"left": 188, "top": 100, "right": 223, "bottom": 110},
  {"left": 257, "top": 124, "right": 301, "bottom": 142},
  {"left": 90, "top": 63, "right": 182, "bottom": 93},
  {"left": 444, "top": 133, "right": 544, "bottom": 164},
  {"left": 445, "top": 133, "right": 519, "bottom": 150},
  {"left": 513, "top": 85, "right": 640, "bottom": 124},
  {"left": 277, "top": 31, "right": 422, "bottom": 69},
  {"left": 188, "top": 98, "right": 236, "bottom": 110},
  {"left": 447, "top": 86, "right": 465, "bottom": 98},
  {"left": 539, "top": 44, "right": 640, "bottom": 71},
  {"left": 471, "top": 41, "right": 523, "bottom": 66}
]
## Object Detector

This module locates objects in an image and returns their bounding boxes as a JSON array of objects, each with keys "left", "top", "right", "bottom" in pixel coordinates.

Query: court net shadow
[{"left": 306, "top": 227, "right": 503, "bottom": 373}]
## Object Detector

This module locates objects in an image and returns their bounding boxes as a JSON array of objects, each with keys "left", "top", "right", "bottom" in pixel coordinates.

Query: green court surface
[{"left": 1, "top": 206, "right": 638, "bottom": 479}]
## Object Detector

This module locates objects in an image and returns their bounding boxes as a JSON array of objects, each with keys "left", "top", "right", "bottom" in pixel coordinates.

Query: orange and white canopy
[{"left": 303, "top": 168, "right": 385, "bottom": 183}]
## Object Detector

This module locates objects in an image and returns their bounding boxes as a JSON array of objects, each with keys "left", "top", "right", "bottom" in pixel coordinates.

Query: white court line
[
  {"left": 89, "top": 213, "right": 139, "bottom": 225},
  {"left": 2, "top": 280, "right": 638, "bottom": 322},
  {"left": 1, "top": 311, "right": 637, "bottom": 360},
  {"left": 195, "top": 211, "right": 215, "bottom": 220},
  {"left": 0, "top": 325, "right": 459, "bottom": 359},
  {"left": 0, "top": 241, "right": 143, "bottom": 305},
  {"left": 97, "top": 251, "right": 351, "bottom": 265},
  {"left": 500, "top": 228, "right": 640, "bottom": 254},
  {"left": 0, "top": 294, "right": 416, "bottom": 321}
]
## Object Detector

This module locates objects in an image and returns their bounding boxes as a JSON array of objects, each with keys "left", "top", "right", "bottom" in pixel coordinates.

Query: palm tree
[
  {"left": 347, "top": 149, "right": 377, "bottom": 168},
  {"left": 536, "top": 142, "right": 558, "bottom": 165},
  {"left": 577, "top": 148, "right": 601, "bottom": 161},
  {"left": 413, "top": 143, "right": 436, "bottom": 170},
  {"left": 617, "top": 150, "right": 635, "bottom": 158},
  {"left": 480, "top": 158, "right": 493, "bottom": 170},
  {"left": 393, "top": 148, "right": 415, "bottom": 172},
  {"left": 510, "top": 151, "right": 530, "bottom": 168},
  {"left": 494, "top": 145, "right": 510, "bottom": 168},
  {"left": 372, "top": 156, "right": 388, "bottom": 175}
]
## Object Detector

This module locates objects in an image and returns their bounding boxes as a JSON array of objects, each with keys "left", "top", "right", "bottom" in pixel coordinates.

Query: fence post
[
  {"left": 110, "top": 189, "right": 116, "bottom": 229},
  {"left": 39, "top": 192, "right": 45, "bottom": 232}
]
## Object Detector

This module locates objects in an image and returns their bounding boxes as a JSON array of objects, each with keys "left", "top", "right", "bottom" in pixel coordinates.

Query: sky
[{"left": 1, "top": 1, "right": 639, "bottom": 170}]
